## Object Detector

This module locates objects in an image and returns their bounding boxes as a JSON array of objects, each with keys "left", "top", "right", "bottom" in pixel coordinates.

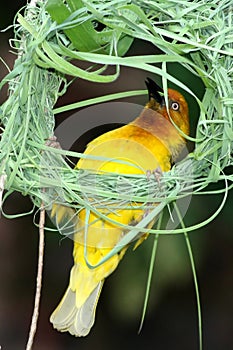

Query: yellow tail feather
[{"left": 50, "top": 281, "right": 103, "bottom": 337}]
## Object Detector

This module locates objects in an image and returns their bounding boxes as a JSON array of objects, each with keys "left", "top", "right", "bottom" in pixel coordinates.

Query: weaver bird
[{"left": 50, "top": 78, "right": 190, "bottom": 336}]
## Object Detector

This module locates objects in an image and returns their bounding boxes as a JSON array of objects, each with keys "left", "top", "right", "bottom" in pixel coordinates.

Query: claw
[
  {"left": 153, "top": 167, "right": 163, "bottom": 188},
  {"left": 45, "top": 135, "right": 62, "bottom": 149},
  {"left": 146, "top": 167, "right": 163, "bottom": 188}
]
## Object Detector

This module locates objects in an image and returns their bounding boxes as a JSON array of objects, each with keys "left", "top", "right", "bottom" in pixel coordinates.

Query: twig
[
  {"left": 26, "top": 201, "right": 45, "bottom": 350},
  {"left": 0, "top": 174, "right": 7, "bottom": 210}
]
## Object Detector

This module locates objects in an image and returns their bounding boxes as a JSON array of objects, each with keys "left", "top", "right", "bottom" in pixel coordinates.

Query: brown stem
[
  {"left": 25, "top": 202, "right": 45, "bottom": 350},
  {"left": 0, "top": 174, "right": 7, "bottom": 209}
]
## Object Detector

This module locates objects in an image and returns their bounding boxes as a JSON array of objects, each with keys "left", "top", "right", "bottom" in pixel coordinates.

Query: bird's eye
[{"left": 171, "top": 102, "right": 180, "bottom": 111}]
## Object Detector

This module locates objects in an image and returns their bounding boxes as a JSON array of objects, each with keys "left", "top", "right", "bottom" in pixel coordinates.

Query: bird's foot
[
  {"left": 45, "top": 135, "right": 62, "bottom": 149},
  {"left": 153, "top": 167, "right": 163, "bottom": 188},
  {"left": 146, "top": 166, "right": 163, "bottom": 189}
]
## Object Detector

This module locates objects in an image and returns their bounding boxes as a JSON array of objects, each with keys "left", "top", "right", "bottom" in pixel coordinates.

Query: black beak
[{"left": 145, "top": 77, "right": 164, "bottom": 105}]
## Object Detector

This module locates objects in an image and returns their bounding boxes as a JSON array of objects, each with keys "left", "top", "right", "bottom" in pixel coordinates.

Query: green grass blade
[
  {"left": 138, "top": 213, "right": 162, "bottom": 332},
  {"left": 46, "top": 0, "right": 101, "bottom": 52},
  {"left": 174, "top": 203, "right": 202, "bottom": 350}
]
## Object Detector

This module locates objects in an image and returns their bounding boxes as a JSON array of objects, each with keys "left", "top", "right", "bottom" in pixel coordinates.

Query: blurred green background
[{"left": 0, "top": 2, "right": 233, "bottom": 350}]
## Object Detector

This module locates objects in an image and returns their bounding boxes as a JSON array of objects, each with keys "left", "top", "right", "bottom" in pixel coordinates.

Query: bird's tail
[{"left": 50, "top": 281, "right": 104, "bottom": 337}]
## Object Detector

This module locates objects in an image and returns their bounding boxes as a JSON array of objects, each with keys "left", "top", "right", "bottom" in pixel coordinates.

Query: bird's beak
[{"left": 145, "top": 77, "right": 165, "bottom": 106}]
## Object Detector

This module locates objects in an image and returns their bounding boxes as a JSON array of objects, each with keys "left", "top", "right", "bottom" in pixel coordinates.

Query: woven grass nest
[{"left": 1, "top": 0, "right": 232, "bottom": 238}]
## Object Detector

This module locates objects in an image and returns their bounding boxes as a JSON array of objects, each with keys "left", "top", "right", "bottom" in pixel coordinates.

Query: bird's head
[{"left": 145, "top": 78, "right": 190, "bottom": 137}]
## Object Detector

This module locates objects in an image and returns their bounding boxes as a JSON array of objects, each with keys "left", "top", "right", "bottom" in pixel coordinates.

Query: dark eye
[{"left": 171, "top": 101, "right": 180, "bottom": 111}]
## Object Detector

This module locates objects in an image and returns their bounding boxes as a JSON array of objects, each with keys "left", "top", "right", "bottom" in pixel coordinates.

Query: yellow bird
[{"left": 50, "top": 78, "right": 190, "bottom": 336}]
